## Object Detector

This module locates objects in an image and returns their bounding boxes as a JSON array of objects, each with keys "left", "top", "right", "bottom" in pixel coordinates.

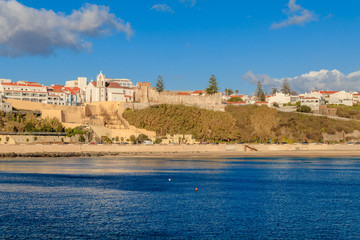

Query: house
[
  {"left": 46, "top": 87, "right": 66, "bottom": 105},
  {"left": 328, "top": 91, "right": 353, "bottom": 106},
  {"left": 300, "top": 97, "right": 320, "bottom": 113},
  {"left": 85, "top": 71, "right": 134, "bottom": 103},
  {"left": 52, "top": 85, "right": 82, "bottom": 106},
  {"left": 353, "top": 93, "right": 360, "bottom": 104},
  {"left": 0, "top": 81, "right": 47, "bottom": 103},
  {"left": 267, "top": 92, "right": 291, "bottom": 107}
]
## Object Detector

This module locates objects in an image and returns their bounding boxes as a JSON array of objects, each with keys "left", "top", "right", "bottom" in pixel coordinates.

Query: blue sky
[{"left": 1, "top": 0, "right": 360, "bottom": 94}]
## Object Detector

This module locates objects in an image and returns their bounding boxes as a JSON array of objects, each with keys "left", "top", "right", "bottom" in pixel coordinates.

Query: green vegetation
[
  {"left": 0, "top": 111, "right": 63, "bottom": 132},
  {"left": 224, "top": 88, "right": 234, "bottom": 96},
  {"left": 328, "top": 104, "right": 360, "bottom": 119},
  {"left": 297, "top": 105, "right": 312, "bottom": 113},
  {"left": 227, "top": 97, "right": 244, "bottom": 102},
  {"left": 155, "top": 75, "right": 165, "bottom": 93},
  {"left": 123, "top": 104, "right": 237, "bottom": 141},
  {"left": 123, "top": 104, "right": 360, "bottom": 143},
  {"left": 255, "top": 81, "right": 265, "bottom": 101},
  {"left": 206, "top": 75, "right": 219, "bottom": 95},
  {"left": 281, "top": 78, "right": 291, "bottom": 94}
]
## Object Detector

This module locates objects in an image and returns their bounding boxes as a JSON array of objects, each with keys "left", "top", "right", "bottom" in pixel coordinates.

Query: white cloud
[
  {"left": 244, "top": 69, "right": 360, "bottom": 93},
  {"left": 0, "top": 0, "right": 133, "bottom": 57},
  {"left": 271, "top": 0, "right": 317, "bottom": 29},
  {"left": 179, "top": 0, "right": 197, "bottom": 7},
  {"left": 151, "top": 4, "right": 174, "bottom": 13}
]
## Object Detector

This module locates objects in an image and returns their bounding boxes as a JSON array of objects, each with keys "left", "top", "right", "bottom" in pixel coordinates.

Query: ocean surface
[{"left": 1, "top": 157, "right": 360, "bottom": 239}]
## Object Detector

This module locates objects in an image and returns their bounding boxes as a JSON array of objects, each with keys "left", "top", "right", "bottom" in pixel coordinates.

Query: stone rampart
[
  {"left": 124, "top": 102, "right": 225, "bottom": 112},
  {"left": 134, "top": 83, "right": 224, "bottom": 111}
]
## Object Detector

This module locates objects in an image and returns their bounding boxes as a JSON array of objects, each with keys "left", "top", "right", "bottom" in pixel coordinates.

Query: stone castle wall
[{"left": 134, "top": 83, "right": 223, "bottom": 110}]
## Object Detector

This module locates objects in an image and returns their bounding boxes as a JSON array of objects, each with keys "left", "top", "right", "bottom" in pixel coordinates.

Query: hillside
[
  {"left": 0, "top": 111, "right": 64, "bottom": 133},
  {"left": 123, "top": 104, "right": 360, "bottom": 143}
]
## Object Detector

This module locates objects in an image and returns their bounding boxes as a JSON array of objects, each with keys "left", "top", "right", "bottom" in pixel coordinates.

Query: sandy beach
[{"left": 1, "top": 143, "right": 360, "bottom": 158}]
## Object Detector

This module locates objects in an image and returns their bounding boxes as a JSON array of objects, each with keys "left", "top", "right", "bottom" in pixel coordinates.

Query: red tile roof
[
  {"left": 177, "top": 92, "right": 191, "bottom": 96},
  {"left": 107, "top": 82, "right": 122, "bottom": 88},
  {"left": 226, "top": 102, "right": 246, "bottom": 104},
  {"left": 192, "top": 90, "right": 203, "bottom": 94},
  {"left": 2, "top": 82, "right": 43, "bottom": 87},
  {"left": 318, "top": 91, "right": 339, "bottom": 94}
]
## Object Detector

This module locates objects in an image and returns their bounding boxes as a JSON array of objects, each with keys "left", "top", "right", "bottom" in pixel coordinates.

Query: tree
[
  {"left": 206, "top": 75, "right": 219, "bottom": 95},
  {"left": 228, "top": 89, "right": 234, "bottom": 96},
  {"left": 271, "top": 87, "right": 278, "bottom": 95},
  {"left": 250, "top": 106, "right": 279, "bottom": 142},
  {"left": 255, "top": 81, "right": 266, "bottom": 101},
  {"left": 155, "top": 75, "right": 165, "bottom": 93},
  {"left": 235, "top": 89, "right": 239, "bottom": 94},
  {"left": 228, "top": 97, "right": 243, "bottom": 102},
  {"left": 129, "top": 135, "right": 136, "bottom": 144},
  {"left": 281, "top": 78, "right": 291, "bottom": 95}
]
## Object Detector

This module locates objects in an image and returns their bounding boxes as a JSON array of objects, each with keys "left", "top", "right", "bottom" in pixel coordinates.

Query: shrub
[{"left": 298, "top": 105, "right": 312, "bottom": 113}]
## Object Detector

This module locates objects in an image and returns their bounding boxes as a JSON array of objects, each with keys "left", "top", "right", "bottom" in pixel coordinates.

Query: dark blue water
[{"left": 1, "top": 157, "right": 360, "bottom": 239}]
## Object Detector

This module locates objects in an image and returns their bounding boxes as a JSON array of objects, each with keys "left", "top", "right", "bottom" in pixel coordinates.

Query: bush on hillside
[
  {"left": 123, "top": 104, "right": 238, "bottom": 141},
  {"left": 297, "top": 105, "right": 312, "bottom": 113}
]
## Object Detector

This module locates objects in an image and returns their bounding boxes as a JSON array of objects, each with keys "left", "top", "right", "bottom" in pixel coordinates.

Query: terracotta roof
[
  {"left": 4, "top": 90, "right": 47, "bottom": 93},
  {"left": 256, "top": 101, "right": 268, "bottom": 104},
  {"left": 2, "top": 82, "right": 43, "bottom": 87},
  {"left": 48, "top": 88, "right": 64, "bottom": 93},
  {"left": 125, "top": 95, "right": 132, "bottom": 98},
  {"left": 226, "top": 102, "right": 246, "bottom": 104},
  {"left": 192, "top": 90, "right": 203, "bottom": 94},
  {"left": 177, "top": 92, "right": 191, "bottom": 96},
  {"left": 319, "top": 91, "right": 339, "bottom": 94},
  {"left": 91, "top": 81, "right": 97, "bottom": 87},
  {"left": 107, "top": 82, "right": 122, "bottom": 88}
]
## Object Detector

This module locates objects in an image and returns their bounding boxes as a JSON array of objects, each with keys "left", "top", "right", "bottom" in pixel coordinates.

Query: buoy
[
  {"left": 195, "top": 188, "right": 198, "bottom": 191},
  {"left": 168, "top": 178, "right": 171, "bottom": 182}
]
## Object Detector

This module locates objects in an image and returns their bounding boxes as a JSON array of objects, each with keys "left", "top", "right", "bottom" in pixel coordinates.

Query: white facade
[
  {"left": 267, "top": 93, "right": 291, "bottom": 107},
  {"left": 65, "top": 77, "right": 87, "bottom": 90},
  {"left": 0, "top": 81, "right": 47, "bottom": 103},
  {"left": 85, "top": 72, "right": 134, "bottom": 103},
  {"left": 328, "top": 91, "right": 353, "bottom": 106},
  {"left": 300, "top": 97, "right": 320, "bottom": 112},
  {"left": 47, "top": 88, "right": 66, "bottom": 105},
  {"left": 106, "top": 78, "right": 134, "bottom": 88}
]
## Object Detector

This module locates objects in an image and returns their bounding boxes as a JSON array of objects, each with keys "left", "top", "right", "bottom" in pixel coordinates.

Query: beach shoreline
[{"left": 1, "top": 144, "right": 360, "bottom": 158}]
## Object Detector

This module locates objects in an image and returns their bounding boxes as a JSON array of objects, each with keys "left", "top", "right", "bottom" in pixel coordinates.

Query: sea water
[{"left": 1, "top": 157, "right": 360, "bottom": 239}]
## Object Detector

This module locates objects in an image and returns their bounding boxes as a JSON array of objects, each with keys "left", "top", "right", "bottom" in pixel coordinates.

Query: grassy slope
[{"left": 123, "top": 104, "right": 360, "bottom": 143}]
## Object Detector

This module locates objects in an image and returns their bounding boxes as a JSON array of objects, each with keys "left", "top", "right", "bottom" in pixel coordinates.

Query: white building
[
  {"left": 300, "top": 97, "right": 320, "bottom": 112},
  {"left": 0, "top": 81, "right": 47, "bottom": 103},
  {"left": 328, "top": 91, "right": 353, "bottom": 106},
  {"left": 85, "top": 72, "right": 134, "bottom": 103},
  {"left": 65, "top": 77, "right": 88, "bottom": 90},
  {"left": 267, "top": 92, "right": 291, "bottom": 107},
  {"left": 353, "top": 93, "right": 360, "bottom": 104}
]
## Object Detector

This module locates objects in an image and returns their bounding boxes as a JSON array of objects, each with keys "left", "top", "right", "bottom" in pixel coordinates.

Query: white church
[{"left": 85, "top": 71, "right": 134, "bottom": 103}]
